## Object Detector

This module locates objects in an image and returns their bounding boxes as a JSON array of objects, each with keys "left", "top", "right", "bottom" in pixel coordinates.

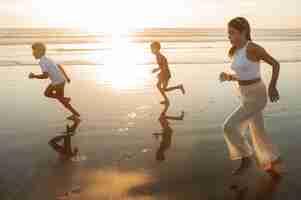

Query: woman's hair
[{"left": 228, "top": 17, "right": 252, "bottom": 57}]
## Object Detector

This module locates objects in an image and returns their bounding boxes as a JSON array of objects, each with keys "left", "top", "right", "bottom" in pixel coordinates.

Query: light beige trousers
[{"left": 223, "top": 81, "right": 280, "bottom": 168}]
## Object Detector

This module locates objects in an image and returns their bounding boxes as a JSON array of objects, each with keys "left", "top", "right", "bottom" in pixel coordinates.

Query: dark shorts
[
  {"left": 51, "top": 82, "right": 65, "bottom": 90},
  {"left": 46, "top": 82, "right": 65, "bottom": 96},
  {"left": 157, "top": 72, "right": 171, "bottom": 82}
]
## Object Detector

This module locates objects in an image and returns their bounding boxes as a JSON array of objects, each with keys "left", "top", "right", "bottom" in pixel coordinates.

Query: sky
[{"left": 0, "top": 0, "right": 299, "bottom": 30}]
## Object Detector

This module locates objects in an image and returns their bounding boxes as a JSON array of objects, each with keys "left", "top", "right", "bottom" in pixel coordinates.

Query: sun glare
[
  {"left": 96, "top": 33, "right": 150, "bottom": 90},
  {"left": 32, "top": 0, "right": 156, "bottom": 90}
]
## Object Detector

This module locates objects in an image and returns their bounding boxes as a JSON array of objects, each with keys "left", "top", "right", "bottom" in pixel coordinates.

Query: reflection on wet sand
[
  {"left": 30, "top": 119, "right": 82, "bottom": 200},
  {"left": 153, "top": 103, "right": 184, "bottom": 161},
  {"left": 30, "top": 106, "right": 283, "bottom": 200},
  {"left": 49, "top": 118, "right": 81, "bottom": 161},
  {"left": 73, "top": 103, "right": 190, "bottom": 200},
  {"left": 228, "top": 174, "right": 282, "bottom": 200},
  {"left": 81, "top": 168, "right": 156, "bottom": 199}
]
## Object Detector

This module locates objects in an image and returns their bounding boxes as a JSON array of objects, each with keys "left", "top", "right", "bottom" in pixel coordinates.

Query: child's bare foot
[
  {"left": 232, "top": 157, "right": 251, "bottom": 175},
  {"left": 180, "top": 84, "right": 185, "bottom": 95}
]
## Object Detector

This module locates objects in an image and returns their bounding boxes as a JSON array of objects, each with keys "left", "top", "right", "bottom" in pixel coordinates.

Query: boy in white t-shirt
[{"left": 29, "top": 42, "right": 80, "bottom": 120}]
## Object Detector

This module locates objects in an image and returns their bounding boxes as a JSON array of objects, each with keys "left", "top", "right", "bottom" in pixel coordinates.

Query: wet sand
[{"left": 1, "top": 62, "right": 301, "bottom": 199}]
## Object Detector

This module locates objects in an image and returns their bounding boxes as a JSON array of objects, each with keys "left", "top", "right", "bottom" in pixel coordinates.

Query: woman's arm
[
  {"left": 255, "top": 44, "right": 280, "bottom": 102},
  {"left": 219, "top": 72, "right": 238, "bottom": 82},
  {"left": 257, "top": 47, "right": 280, "bottom": 88}
]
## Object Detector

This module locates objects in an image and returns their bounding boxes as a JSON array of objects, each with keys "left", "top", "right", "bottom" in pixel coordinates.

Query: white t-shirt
[{"left": 39, "top": 56, "right": 66, "bottom": 85}]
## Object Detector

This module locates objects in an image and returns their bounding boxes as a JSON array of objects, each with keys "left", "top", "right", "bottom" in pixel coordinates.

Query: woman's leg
[
  {"left": 223, "top": 103, "right": 262, "bottom": 174},
  {"left": 249, "top": 111, "right": 281, "bottom": 173},
  {"left": 223, "top": 105, "right": 255, "bottom": 161}
]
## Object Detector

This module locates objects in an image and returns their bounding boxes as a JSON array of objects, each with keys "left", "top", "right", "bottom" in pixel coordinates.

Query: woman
[{"left": 220, "top": 17, "right": 283, "bottom": 177}]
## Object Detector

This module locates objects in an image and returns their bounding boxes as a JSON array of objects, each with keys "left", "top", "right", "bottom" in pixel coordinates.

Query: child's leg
[
  {"left": 59, "top": 98, "right": 80, "bottom": 117},
  {"left": 55, "top": 84, "right": 80, "bottom": 117},
  {"left": 165, "top": 83, "right": 185, "bottom": 94},
  {"left": 157, "top": 79, "right": 169, "bottom": 103},
  {"left": 44, "top": 84, "right": 70, "bottom": 102},
  {"left": 165, "top": 113, "right": 184, "bottom": 121},
  {"left": 67, "top": 118, "right": 81, "bottom": 133},
  {"left": 44, "top": 84, "right": 58, "bottom": 99}
]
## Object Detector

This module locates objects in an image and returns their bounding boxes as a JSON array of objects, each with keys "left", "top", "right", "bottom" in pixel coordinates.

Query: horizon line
[{"left": 0, "top": 26, "right": 300, "bottom": 30}]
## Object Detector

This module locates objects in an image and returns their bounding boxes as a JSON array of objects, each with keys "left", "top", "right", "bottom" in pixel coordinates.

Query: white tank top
[{"left": 231, "top": 41, "right": 261, "bottom": 81}]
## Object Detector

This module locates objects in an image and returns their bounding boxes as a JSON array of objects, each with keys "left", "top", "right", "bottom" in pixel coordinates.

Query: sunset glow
[
  {"left": 96, "top": 34, "right": 150, "bottom": 90},
  {"left": 1, "top": 0, "right": 299, "bottom": 29}
]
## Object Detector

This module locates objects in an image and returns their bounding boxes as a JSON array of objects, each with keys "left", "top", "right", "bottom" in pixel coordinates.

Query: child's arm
[
  {"left": 152, "top": 54, "right": 164, "bottom": 73},
  {"left": 152, "top": 68, "right": 160, "bottom": 73},
  {"left": 58, "top": 64, "right": 71, "bottom": 83},
  {"left": 29, "top": 72, "right": 49, "bottom": 79}
]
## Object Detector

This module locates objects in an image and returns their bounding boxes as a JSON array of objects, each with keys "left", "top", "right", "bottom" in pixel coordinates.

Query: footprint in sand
[
  {"left": 115, "top": 127, "right": 130, "bottom": 136},
  {"left": 136, "top": 105, "right": 152, "bottom": 111},
  {"left": 128, "top": 112, "right": 137, "bottom": 119},
  {"left": 127, "top": 121, "right": 135, "bottom": 126},
  {"left": 71, "top": 155, "right": 87, "bottom": 162},
  {"left": 142, "top": 148, "right": 151, "bottom": 153}
]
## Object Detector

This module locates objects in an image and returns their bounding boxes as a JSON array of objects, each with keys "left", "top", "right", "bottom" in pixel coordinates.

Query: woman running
[{"left": 220, "top": 17, "right": 284, "bottom": 177}]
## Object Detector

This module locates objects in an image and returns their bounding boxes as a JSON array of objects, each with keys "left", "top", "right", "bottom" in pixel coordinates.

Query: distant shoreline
[{"left": 0, "top": 27, "right": 300, "bottom": 32}]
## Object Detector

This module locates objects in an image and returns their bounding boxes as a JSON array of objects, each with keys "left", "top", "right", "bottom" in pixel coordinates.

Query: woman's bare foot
[
  {"left": 180, "top": 84, "right": 186, "bottom": 95},
  {"left": 232, "top": 157, "right": 251, "bottom": 175},
  {"left": 264, "top": 158, "right": 286, "bottom": 178}
]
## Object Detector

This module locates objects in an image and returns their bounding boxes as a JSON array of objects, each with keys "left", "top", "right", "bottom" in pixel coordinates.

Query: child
[
  {"left": 29, "top": 42, "right": 80, "bottom": 120},
  {"left": 151, "top": 42, "right": 185, "bottom": 104}
]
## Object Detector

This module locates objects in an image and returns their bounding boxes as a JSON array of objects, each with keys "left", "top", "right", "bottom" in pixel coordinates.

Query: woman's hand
[
  {"left": 268, "top": 85, "right": 280, "bottom": 102},
  {"left": 66, "top": 78, "right": 71, "bottom": 83}
]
